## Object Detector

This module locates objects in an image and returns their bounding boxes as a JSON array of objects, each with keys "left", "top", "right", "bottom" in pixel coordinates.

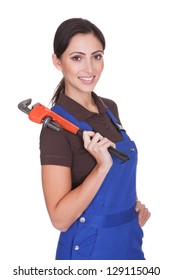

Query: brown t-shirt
[{"left": 40, "top": 92, "right": 123, "bottom": 189}]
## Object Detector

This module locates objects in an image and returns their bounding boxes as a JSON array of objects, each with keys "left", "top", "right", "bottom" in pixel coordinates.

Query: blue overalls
[{"left": 51, "top": 104, "right": 145, "bottom": 260}]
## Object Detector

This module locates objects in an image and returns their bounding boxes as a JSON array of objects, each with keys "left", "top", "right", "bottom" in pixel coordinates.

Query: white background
[{"left": 0, "top": 0, "right": 173, "bottom": 278}]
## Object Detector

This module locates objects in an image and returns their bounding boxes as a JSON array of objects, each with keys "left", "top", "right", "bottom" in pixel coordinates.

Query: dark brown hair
[{"left": 51, "top": 18, "right": 106, "bottom": 105}]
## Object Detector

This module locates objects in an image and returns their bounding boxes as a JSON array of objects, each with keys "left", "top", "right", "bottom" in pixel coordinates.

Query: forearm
[{"left": 52, "top": 164, "right": 111, "bottom": 231}]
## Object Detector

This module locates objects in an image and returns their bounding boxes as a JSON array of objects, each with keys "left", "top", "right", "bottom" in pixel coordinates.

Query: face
[{"left": 53, "top": 33, "right": 104, "bottom": 96}]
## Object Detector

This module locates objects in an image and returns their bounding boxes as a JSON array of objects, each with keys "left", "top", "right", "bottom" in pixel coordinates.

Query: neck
[{"left": 65, "top": 90, "right": 99, "bottom": 113}]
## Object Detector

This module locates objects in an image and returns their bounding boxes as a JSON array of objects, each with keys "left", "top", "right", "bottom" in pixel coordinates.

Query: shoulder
[
  {"left": 99, "top": 97, "right": 121, "bottom": 123},
  {"left": 100, "top": 97, "right": 118, "bottom": 110},
  {"left": 40, "top": 126, "right": 71, "bottom": 147},
  {"left": 40, "top": 126, "right": 72, "bottom": 166}
]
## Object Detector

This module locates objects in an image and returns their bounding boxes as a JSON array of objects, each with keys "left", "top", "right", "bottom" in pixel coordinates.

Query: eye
[
  {"left": 71, "top": 55, "right": 82, "bottom": 61},
  {"left": 93, "top": 54, "right": 103, "bottom": 60}
]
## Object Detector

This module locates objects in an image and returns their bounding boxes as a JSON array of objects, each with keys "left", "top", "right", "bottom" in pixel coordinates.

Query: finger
[
  {"left": 83, "top": 130, "right": 95, "bottom": 139},
  {"left": 91, "top": 132, "right": 104, "bottom": 143},
  {"left": 139, "top": 208, "right": 151, "bottom": 227},
  {"left": 135, "top": 200, "right": 142, "bottom": 212},
  {"left": 90, "top": 137, "right": 115, "bottom": 155},
  {"left": 140, "top": 210, "right": 151, "bottom": 227},
  {"left": 97, "top": 138, "right": 116, "bottom": 149},
  {"left": 87, "top": 132, "right": 104, "bottom": 150},
  {"left": 137, "top": 204, "right": 145, "bottom": 226},
  {"left": 83, "top": 131, "right": 95, "bottom": 149}
]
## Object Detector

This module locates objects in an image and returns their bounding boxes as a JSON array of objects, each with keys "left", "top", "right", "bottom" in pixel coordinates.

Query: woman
[{"left": 40, "top": 18, "right": 150, "bottom": 260}]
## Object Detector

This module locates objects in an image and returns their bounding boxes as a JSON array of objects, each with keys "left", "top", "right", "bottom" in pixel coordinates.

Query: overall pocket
[{"left": 71, "top": 225, "right": 98, "bottom": 260}]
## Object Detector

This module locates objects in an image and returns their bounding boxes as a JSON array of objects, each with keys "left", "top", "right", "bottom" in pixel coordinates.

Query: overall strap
[
  {"left": 51, "top": 104, "right": 93, "bottom": 131},
  {"left": 105, "top": 107, "right": 130, "bottom": 141},
  {"left": 105, "top": 108, "right": 125, "bottom": 131},
  {"left": 97, "top": 94, "right": 132, "bottom": 141}
]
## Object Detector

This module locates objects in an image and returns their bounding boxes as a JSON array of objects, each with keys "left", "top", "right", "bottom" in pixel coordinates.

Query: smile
[{"left": 78, "top": 76, "right": 95, "bottom": 82}]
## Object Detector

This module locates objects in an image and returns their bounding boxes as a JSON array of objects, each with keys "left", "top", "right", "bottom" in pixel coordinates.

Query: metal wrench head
[{"left": 18, "top": 98, "right": 32, "bottom": 114}]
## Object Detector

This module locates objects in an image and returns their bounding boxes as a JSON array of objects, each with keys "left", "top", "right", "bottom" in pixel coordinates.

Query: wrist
[{"left": 96, "top": 162, "right": 112, "bottom": 175}]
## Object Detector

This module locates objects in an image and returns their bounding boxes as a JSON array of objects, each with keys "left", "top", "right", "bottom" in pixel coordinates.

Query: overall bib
[{"left": 51, "top": 104, "right": 145, "bottom": 260}]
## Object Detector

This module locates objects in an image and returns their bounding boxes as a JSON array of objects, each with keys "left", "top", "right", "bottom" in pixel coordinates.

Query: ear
[{"left": 52, "top": 53, "right": 62, "bottom": 71}]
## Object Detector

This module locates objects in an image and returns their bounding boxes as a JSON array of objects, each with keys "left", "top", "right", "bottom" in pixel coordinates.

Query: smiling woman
[
  {"left": 39, "top": 18, "right": 150, "bottom": 260},
  {"left": 52, "top": 33, "right": 104, "bottom": 107}
]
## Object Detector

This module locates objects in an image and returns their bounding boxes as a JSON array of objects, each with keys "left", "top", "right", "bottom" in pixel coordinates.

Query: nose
[{"left": 83, "top": 58, "right": 93, "bottom": 74}]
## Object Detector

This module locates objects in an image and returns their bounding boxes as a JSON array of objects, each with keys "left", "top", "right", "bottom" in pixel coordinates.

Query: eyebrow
[{"left": 69, "top": 50, "right": 104, "bottom": 55}]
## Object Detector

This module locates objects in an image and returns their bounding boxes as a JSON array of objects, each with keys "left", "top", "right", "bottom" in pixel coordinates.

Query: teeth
[{"left": 80, "top": 77, "right": 94, "bottom": 81}]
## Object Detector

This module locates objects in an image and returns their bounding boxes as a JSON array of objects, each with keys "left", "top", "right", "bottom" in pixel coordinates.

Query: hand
[
  {"left": 135, "top": 200, "right": 151, "bottom": 227},
  {"left": 83, "top": 131, "right": 116, "bottom": 169}
]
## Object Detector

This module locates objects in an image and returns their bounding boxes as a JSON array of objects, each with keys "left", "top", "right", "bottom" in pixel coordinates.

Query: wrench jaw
[
  {"left": 18, "top": 98, "right": 32, "bottom": 114},
  {"left": 18, "top": 99, "right": 62, "bottom": 132}
]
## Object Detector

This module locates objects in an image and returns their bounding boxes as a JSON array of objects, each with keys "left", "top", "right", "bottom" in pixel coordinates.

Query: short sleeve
[{"left": 40, "top": 126, "right": 72, "bottom": 167}]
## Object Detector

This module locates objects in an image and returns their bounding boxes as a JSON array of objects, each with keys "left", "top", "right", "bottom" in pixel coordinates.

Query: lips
[{"left": 78, "top": 76, "right": 95, "bottom": 83}]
